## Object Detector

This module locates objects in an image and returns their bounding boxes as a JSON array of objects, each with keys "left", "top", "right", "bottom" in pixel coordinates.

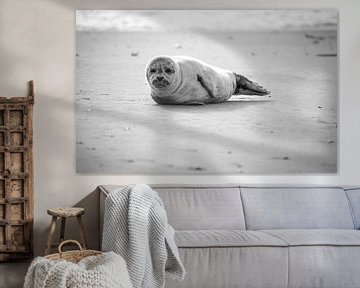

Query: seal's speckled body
[{"left": 145, "top": 56, "right": 269, "bottom": 105}]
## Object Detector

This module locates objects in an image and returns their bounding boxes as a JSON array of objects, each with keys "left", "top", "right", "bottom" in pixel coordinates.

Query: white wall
[{"left": 0, "top": 0, "right": 359, "bottom": 256}]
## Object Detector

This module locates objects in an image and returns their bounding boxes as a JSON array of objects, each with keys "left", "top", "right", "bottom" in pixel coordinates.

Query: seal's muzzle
[{"left": 152, "top": 77, "right": 170, "bottom": 88}]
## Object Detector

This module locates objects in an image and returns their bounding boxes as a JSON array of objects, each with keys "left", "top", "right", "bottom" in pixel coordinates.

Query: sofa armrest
[{"left": 99, "top": 186, "right": 109, "bottom": 250}]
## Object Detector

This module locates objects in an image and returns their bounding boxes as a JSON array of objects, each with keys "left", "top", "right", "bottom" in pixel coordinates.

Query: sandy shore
[{"left": 76, "top": 29, "right": 337, "bottom": 174}]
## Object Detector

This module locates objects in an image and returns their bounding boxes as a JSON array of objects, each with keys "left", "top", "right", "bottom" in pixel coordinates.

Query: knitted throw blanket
[
  {"left": 24, "top": 251, "right": 133, "bottom": 288},
  {"left": 102, "top": 184, "right": 185, "bottom": 288}
]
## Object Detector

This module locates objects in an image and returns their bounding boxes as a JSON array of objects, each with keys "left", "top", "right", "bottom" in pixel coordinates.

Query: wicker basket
[{"left": 45, "top": 240, "right": 102, "bottom": 263}]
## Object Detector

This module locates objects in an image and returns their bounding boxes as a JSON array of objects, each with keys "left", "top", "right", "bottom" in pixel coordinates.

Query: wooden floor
[{"left": 0, "top": 261, "right": 30, "bottom": 288}]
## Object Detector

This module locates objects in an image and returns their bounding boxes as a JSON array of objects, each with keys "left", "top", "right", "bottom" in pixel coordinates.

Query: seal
[{"left": 145, "top": 55, "right": 270, "bottom": 105}]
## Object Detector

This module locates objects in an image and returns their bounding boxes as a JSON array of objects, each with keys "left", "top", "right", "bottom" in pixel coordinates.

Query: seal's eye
[
  {"left": 149, "top": 68, "right": 156, "bottom": 74},
  {"left": 165, "top": 68, "right": 173, "bottom": 74}
]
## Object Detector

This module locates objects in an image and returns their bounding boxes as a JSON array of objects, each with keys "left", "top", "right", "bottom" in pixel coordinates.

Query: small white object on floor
[{"left": 23, "top": 251, "right": 132, "bottom": 288}]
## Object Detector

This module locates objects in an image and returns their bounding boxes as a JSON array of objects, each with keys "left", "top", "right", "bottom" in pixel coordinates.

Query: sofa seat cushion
[
  {"left": 262, "top": 229, "right": 360, "bottom": 246},
  {"left": 166, "top": 246, "right": 289, "bottom": 288},
  {"left": 175, "top": 230, "right": 288, "bottom": 248},
  {"left": 260, "top": 230, "right": 360, "bottom": 288}
]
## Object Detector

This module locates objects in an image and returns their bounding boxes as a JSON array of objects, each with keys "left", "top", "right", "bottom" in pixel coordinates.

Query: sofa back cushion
[
  {"left": 240, "top": 187, "right": 355, "bottom": 230},
  {"left": 345, "top": 188, "right": 360, "bottom": 229},
  {"left": 154, "top": 186, "right": 246, "bottom": 230}
]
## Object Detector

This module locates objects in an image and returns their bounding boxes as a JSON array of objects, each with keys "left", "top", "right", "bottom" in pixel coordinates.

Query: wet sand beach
[{"left": 76, "top": 11, "right": 337, "bottom": 174}]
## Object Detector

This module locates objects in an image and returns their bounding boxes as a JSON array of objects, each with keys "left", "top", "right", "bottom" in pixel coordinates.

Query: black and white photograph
[{"left": 76, "top": 10, "right": 338, "bottom": 174}]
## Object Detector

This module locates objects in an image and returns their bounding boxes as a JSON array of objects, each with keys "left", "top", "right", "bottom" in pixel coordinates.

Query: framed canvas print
[{"left": 76, "top": 10, "right": 338, "bottom": 174}]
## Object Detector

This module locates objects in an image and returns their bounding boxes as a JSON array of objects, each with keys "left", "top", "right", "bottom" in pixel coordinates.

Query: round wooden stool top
[{"left": 47, "top": 207, "right": 85, "bottom": 218}]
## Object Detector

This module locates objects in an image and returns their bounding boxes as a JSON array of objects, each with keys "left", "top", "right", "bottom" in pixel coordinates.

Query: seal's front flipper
[
  {"left": 234, "top": 74, "right": 270, "bottom": 96},
  {"left": 197, "top": 74, "right": 217, "bottom": 98}
]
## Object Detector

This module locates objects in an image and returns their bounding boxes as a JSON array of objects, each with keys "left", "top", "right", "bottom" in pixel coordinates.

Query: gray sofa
[{"left": 99, "top": 185, "right": 360, "bottom": 288}]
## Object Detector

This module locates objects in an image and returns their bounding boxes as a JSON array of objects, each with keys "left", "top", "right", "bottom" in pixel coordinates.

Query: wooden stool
[{"left": 45, "top": 207, "right": 87, "bottom": 255}]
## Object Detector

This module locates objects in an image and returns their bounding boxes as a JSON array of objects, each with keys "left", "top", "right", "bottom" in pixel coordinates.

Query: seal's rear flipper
[{"left": 234, "top": 74, "right": 270, "bottom": 96}]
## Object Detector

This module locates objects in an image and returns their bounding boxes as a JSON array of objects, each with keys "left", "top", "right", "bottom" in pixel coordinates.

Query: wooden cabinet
[{"left": 0, "top": 81, "right": 34, "bottom": 261}]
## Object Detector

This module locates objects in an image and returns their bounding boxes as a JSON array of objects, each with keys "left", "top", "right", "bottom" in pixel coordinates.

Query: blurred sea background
[{"left": 76, "top": 10, "right": 337, "bottom": 32}]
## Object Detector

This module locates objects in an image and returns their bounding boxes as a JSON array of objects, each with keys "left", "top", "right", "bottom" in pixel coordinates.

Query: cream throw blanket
[
  {"left": 24, "top": 252, "right": 132, "bottom": 288},
  {"left": 102, "top": 184, "right": 185, "bottom": 288}
]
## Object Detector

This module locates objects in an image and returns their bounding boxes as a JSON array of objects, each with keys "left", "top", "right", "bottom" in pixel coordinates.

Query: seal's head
[{"left": 146, "top": 56, "right": 179, "bottom": 90}]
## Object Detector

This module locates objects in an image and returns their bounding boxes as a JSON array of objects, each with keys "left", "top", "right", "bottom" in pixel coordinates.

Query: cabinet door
[{"left": 0, "top": 102, "right": 33, "bottom": 261}]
